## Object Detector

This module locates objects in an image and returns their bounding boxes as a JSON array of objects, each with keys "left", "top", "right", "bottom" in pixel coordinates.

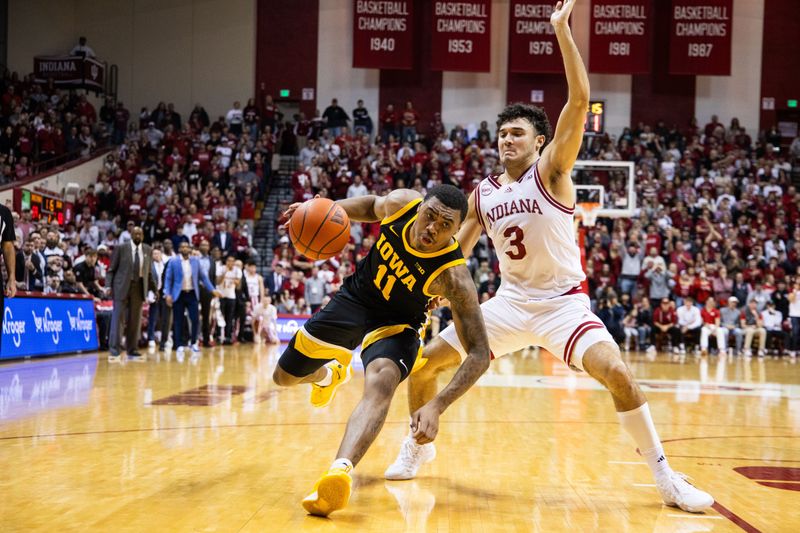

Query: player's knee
[
  {"left": 272, "top": 366, "right": 296, "bottom": 387},
  {"left": 603, "top": 358, "right": 634, "bottom": 392},
  {"left": 421, "top": 338, "right": 462, "bottom": 373},
  {"left": 584, "top": 342, "right": 630, "bottom": 389},
  {"left": 365, "top": 362, "right": 401, "bottom": 399}
]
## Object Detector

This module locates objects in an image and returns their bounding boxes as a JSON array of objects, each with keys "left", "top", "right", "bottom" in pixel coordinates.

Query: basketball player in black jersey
[{"left": 275, "top": 184, "right": 490, "bottom": 517}]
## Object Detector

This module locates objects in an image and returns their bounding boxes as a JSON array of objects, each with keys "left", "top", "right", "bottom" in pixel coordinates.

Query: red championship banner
[
  {"left": 508, "top": 1, "right": 564, "bottom": 73},
  {"left": 669, "top": 0, "right": 733, "bottom": 75},
  {"left": 589, "top": 0, "right": 651, "bottom": 73},
  {"left": 353, "top": 1, "right": 414, "bottom": 69},
  {"left": 430, "top": 1, "right": 492, "bottom": 72}
]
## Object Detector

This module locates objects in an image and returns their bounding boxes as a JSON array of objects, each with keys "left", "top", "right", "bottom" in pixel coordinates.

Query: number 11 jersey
[
  {"left": 474, "top": 160, "right": 585, "bottom": 301},
  {"left": 344, "top": 197, "right": 466, "bottom": 329}
]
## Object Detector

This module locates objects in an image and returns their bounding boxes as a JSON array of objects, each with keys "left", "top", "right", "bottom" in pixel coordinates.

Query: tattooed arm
[{"left": 411, "top": 263, "right": 490, "bottom": 444}]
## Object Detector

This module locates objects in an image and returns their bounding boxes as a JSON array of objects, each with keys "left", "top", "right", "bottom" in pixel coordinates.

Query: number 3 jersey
[
  {"left": 474, "top": 160, "right": 585, "bottom": 301},
  {"left": 343, "top": 198, "right": 465, "bottom": 329}
]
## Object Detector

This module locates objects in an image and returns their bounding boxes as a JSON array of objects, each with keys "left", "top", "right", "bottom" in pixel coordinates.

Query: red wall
[
  {"left": 759, "top": 0, "right": 800, "bottom": 131},
  {"left": 631, "top": 0, "right": 695, "bottom": 130},
  {"left": 378, "top": 1, "right": 442, "bottom": 137},
  {"left": 255, "top": 0, "right": 319, "bottom": 117}
]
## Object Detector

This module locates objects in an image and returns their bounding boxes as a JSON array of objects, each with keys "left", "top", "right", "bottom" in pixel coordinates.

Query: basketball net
[{"left": 575, "top": 202, "right": 600, "bottom": 227}]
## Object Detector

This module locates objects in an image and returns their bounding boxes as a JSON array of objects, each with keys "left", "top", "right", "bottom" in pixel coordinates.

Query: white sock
[
  {"left": 617, "top": 402, "right": 671, "bottom": 478},
  {"left": 331, "top": 457, "right": 353, "bottom": 473},
  {"left": 314, "top": 366, "right": 333, "bottom": 387}
]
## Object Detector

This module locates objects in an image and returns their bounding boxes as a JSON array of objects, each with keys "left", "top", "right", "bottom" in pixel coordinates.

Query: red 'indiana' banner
[
  {"left": 430, "top": 0, "right": 492, "bottom": 72},
  {"left": 508, "top": 1, "right": 565, "bottom": 73},
  {"left": 669, "top": 0, "right": 733, "bottom": 75},
  {"left": 352, "top": 0, "right": 414, "bottom": 69},
  {"left": 589, "top": 0, "right": 652, "bottom": 74}
]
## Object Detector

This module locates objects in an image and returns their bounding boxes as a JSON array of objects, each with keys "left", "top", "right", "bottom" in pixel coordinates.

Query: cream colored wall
[
  {"left": 317, "top": 0, "right": 381, "bottom": 129},
  {"left": 695, "top": 0, "right": 764, "bottom": 135},
  {"left": 8, "top": 0, "right": 255, "bottom": 120},
  {"left": 7, "top": 0, "right": 77, "bottom": 72},
  {"left": 440, "top": 0, "right": 631, "bottom": 135},
  {"left": 8, "top": 0, "right": 766, "bottom": 137},
  {"left": 572, "top": 0, "right": 632, "bottom": 138},
  {"left": 441, "top": 0, "right": 509, "bottom": 131}
]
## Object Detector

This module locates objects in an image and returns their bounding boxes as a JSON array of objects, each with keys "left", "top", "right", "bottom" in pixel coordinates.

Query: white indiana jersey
[{"left": 474, "top": 160, "right": 585, "bottom": 300}]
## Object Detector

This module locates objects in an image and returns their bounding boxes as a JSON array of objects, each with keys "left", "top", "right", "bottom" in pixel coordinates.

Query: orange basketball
[{"left": 288, "top": 198, "right": 351, "bottom": 260}]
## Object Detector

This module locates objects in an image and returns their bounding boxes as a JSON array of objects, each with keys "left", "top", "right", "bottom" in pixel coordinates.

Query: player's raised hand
[
  {"left": 281, "top": 202, "right": 303, "bottom": 227},
  {"left": 550, "top": 0, "right": 575, "bottom": 28},
  {"left": 281, "top": 194, "right": 321, "bottom": 227}
]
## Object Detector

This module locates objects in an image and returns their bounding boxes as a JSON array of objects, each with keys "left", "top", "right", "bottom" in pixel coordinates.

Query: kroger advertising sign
[
  {"left": 1, "top": 297, "right": 98, "bottom": 359},
  {"left": 275, "top": 314, "right": 311, "bottom": 342}
]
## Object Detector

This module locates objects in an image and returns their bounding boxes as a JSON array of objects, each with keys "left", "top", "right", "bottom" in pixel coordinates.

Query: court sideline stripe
[{"left": 712, "top": 502, "right": 762, "bottom": 533}]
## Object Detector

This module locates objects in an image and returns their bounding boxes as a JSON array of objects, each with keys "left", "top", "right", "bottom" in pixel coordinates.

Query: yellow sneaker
[
  {"left": 310, "top": 362, "right": 351, "bottom": 408},
  {"left": 302, "top": 468, "right": 353, "bottom": 517}
]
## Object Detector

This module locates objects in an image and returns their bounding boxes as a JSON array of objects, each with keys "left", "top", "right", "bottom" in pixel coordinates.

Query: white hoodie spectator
[
  {"left": 677, "top": 302, "right": 702, "bottom": 329},
  {"left": 347, "top": 175, "right": 368, "bottom": 198}
]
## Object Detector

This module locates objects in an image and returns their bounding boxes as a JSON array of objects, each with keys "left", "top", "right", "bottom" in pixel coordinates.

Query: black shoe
[
  {"left": 128, "top": 351, "right": 142, "bottom": 357},
  {"left": 109, "top": 348, "right": 120, "bottom": 357}
]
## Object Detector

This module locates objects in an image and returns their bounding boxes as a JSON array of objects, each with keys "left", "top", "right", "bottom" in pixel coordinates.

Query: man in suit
[
  {"left": 164, "top": 241, "right": 220, "bottom": 355},
  {"left": 16, "top": 237, "right": 44, "bottom": 291},
  {"left": 106, "top": 226, "right": 157, "bottom": 361},
  {"left": 197, "top": 240, "right": 216, "bottom": 346},
  {"left": 266, "top": 263, "right": 287, "bottom": 298},
  {"left": 212, "top": 222, "right": 235, "bottom": 257}
]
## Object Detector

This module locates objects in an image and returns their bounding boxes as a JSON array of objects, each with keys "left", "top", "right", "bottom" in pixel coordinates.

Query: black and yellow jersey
[{"left": 342, "top": 198, "right": 466, "bottom": 329}]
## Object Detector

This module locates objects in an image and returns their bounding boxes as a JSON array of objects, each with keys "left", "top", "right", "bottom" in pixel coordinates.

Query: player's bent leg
[
  {"left": 336, "top": 358, "right": 402, "bottom": 465},
  {"left": 581, "top": 341, "right": 646, "bottom": 412},
  {"left": 272, "top": 336, "right": 330, "bottom": 387},
  {"left": 581, "top": 340, "right": 714, "bottom": 513},
  {"left": 408, "top": 336, "right": 462, "bottom": 413},
  {"left": 302, "top": 359, "right": 401, "bottom": 517},
  {"left": 385, "top": 336, "right": 460, "bottom": 481},
  {"left": 273, "top": 331, "right": 354, "bottom": 407}
]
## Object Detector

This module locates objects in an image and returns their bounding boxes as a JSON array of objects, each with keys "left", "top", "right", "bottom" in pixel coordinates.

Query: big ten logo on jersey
[{"left": 372, "top": 232, "right": 417, "bottom": 300}]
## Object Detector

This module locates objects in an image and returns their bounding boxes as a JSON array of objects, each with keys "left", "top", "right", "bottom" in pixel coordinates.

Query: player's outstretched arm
[
  {"left": 455, "top": 191, "right": 483, "bottom": 258},
  {"left": 281, "top": 189, "right": 421, "bottom": 224},
  {"left": 412, "top": 264, "right": 490, "bottom": 444},
  {"left": 540, "top": 0, "right": 590, "bottom": 187}
]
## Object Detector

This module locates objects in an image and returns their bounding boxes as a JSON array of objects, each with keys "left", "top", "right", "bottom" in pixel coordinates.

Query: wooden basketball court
[{"left": 1, "top": 345, "right": 797, "bottom": 531}]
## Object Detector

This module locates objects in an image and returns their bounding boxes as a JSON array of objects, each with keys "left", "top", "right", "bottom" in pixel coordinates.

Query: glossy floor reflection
[{"left": 1, "top": 345, "right": 798, "bottom": 532}]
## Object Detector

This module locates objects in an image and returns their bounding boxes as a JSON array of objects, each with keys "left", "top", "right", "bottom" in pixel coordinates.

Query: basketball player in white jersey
[{"left": 385, "top": 0, "right": 714, "bottom": 513}]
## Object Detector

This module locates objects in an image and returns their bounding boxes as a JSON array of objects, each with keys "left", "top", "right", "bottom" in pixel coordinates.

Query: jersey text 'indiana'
[{"left": 485, "top": 198, "right": 543, "bottom": 229}]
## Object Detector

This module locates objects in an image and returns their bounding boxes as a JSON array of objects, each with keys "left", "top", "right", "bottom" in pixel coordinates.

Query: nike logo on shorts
[{"left": 399, "top": 359, "right": 408, "bottom": 373}]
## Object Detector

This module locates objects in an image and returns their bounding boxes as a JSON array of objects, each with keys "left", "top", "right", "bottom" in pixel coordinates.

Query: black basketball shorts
[{"left": 277, "top": 289, "right": 422, "bottom": 382}]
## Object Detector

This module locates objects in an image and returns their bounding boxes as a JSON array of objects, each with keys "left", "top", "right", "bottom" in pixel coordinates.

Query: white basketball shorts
[{"left": 439, "top": 292, "right": 615, "bottom": 371}]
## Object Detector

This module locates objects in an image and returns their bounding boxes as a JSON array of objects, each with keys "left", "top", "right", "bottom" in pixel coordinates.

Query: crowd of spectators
[
  {"left": 270, "top": 100, "right": 800, "bottom": 358},
  {"left": 0, "top": 70, "right": 107, "bottom": 182},
  {"left": 4, "top": 68, "right": 800, "bottom": 357},
  {"left": 1, "top": 68, "right": 297, "bottom": 348}
]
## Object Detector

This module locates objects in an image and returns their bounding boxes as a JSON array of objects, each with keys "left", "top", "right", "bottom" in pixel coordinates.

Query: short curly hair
[
  {"left": 425, "top": 184, "right": 468, "bottom": 222},
  {"left": 496, "top": 103, "right": 552, "bottom": 148}
]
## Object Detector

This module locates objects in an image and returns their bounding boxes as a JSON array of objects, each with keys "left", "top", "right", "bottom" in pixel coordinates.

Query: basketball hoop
[{"left": 576, "top": 202, "right": 600, "bottom": 227}]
